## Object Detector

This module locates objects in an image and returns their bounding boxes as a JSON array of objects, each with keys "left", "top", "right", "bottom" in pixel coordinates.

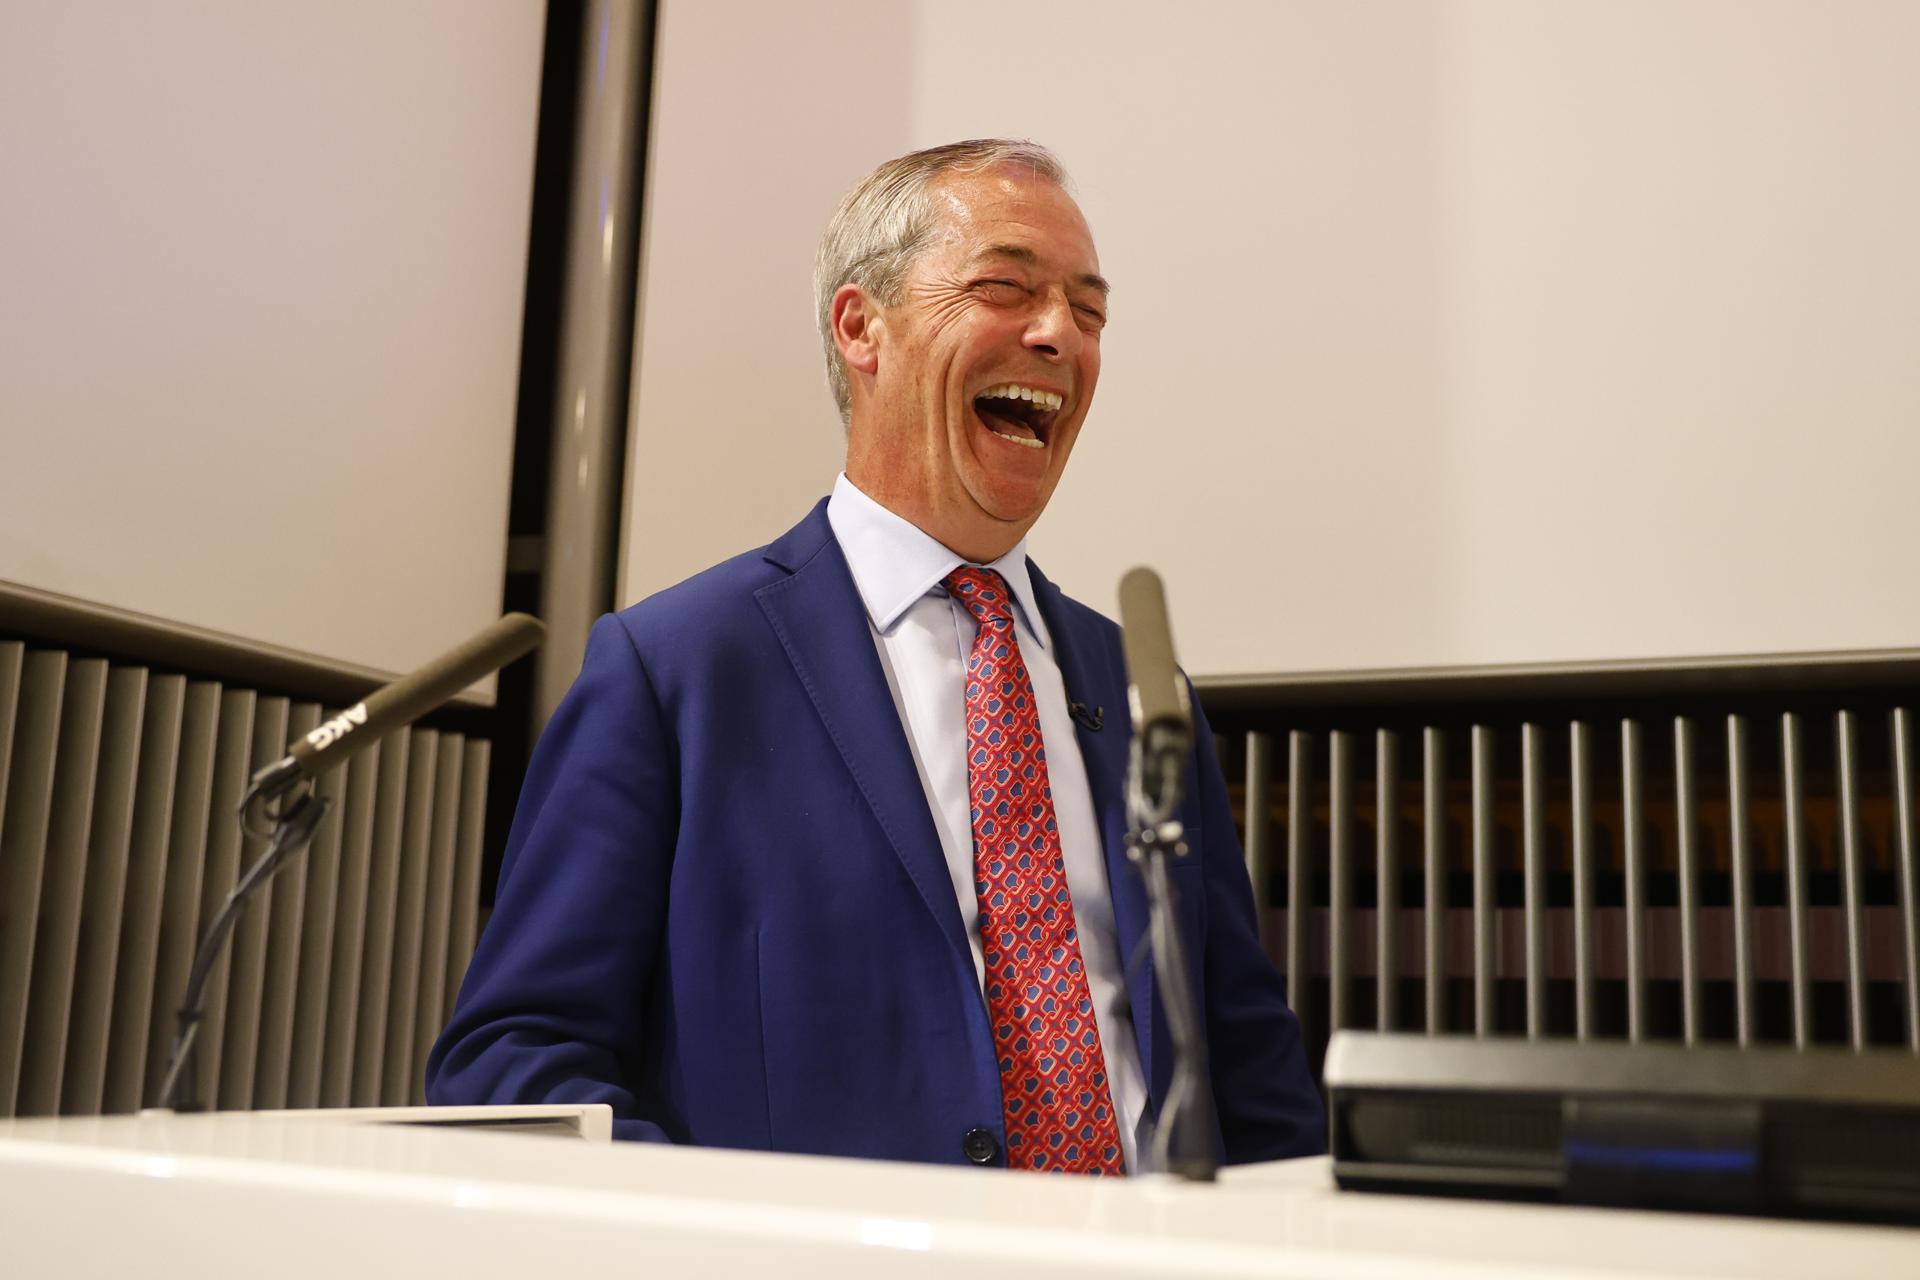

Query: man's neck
[{"left": 839, "top": 469, "right": 1024, "bottom": 565}]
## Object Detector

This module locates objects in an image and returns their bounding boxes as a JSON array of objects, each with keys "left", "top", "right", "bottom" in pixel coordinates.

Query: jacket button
[{"left": 962, "top": 1127, "right": 999, "bottom": 1165}]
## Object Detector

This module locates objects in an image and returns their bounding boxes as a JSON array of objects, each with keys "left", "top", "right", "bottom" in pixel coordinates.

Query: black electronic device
[{"left": 1326, "top": 1031, "right": 1920, "bottom": 1224}]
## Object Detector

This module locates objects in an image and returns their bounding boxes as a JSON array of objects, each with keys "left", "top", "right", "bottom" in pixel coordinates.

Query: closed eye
[{"left": 975, "top": 278, "right": 1029, "bottom": 301}]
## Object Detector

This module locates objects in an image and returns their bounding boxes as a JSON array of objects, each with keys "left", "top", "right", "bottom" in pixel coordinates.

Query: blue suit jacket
[{"left": 427, "top": 502, "right": 1324, "bottom": 1165}]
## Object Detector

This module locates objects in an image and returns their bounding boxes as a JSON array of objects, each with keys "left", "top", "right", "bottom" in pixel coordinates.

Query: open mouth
[{"left": 972, "top": 382, "right": 1064, "bottom": 450}]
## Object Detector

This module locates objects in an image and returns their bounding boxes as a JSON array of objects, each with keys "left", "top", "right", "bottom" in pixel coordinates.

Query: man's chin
[{"left": 961, "top": 475, "right": 1055, "bottom": 533}]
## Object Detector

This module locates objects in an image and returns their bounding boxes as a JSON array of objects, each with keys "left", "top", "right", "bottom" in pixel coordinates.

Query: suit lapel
[
  {"left": 754, "top": 504, "right": 971, "bottom": 963},
  {"left": 1028, "top": 562, "right": 1159, "bottom": 1098}
]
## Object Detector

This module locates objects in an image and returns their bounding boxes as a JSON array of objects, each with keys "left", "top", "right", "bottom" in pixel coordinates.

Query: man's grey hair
[{"left": 812, "top": 139, "right": 1071, "bottom": 426}]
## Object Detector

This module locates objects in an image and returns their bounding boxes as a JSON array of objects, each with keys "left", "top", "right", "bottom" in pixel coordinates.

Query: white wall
[
  {"left": 618, "top": 0, "right": 911, "bottom": 600},
  {"left": 622, "top": 0, "right": 1920, "bottom": 677},
  {"left": 1434, "top": 0, "right": 1920, "bottom": 667},
  {"left": 0, "top": 1, "right": 545, "bottom": 689}
]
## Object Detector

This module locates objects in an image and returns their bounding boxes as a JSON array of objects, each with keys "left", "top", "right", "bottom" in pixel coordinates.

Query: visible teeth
[
  {"left": 979, "top": 383, "right": 1063, "bottom": 412},
  {"left": 989, "top": 429, "right": 1045, "bottom": 449}
]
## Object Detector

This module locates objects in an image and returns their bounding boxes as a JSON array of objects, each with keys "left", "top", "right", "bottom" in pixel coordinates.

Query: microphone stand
[
  {"left": 1127, "top": 729, "right": 1217, "bottom": 1182},
  {"left": 146, "top": 612, "right": 543, "bottom": 1113},
  {"left": 153, "top": 775, "right": 331, "bottom": 1112}
]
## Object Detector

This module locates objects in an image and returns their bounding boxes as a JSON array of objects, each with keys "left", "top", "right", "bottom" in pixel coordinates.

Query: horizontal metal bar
[
  {"left": 0, "top": 578, "right": 493, "bottom": 710},
  {"left": 1196, "top": 646, "right": 1920, "bottom": 716}
]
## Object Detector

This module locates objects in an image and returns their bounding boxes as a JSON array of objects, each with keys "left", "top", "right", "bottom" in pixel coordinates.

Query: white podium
[{"left": 3, "top": 1107, "right": 1917, "bottom": 1277}]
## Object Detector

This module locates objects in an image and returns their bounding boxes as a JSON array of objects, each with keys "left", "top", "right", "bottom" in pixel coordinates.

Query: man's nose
[{"left": 1023, "top": 288, "right": 1081, "bottom": 360}]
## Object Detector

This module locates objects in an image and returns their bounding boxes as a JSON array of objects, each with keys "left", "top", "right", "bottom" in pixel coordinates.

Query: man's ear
[{"left": 831, "top": 283, "right": 883, "bottom": 378}]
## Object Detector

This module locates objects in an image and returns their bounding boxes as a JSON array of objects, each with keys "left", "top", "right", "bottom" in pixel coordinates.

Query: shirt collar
[{"left": 826, "top": 472, "right": 1049, "bottom": 648}]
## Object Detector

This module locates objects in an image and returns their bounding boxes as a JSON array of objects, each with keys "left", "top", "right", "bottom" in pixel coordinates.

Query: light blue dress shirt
[{"left": 826, "top": 473, "right": 1148, "bottom": 1170}]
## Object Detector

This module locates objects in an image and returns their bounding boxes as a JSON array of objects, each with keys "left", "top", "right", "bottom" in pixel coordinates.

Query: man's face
[{"left": 843, "top": 166, "right": 1107, "bottom": 562}]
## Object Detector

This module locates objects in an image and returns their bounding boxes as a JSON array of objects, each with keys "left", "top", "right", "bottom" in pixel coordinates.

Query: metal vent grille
[
  {"left": 1231, "top": 707, "right": 1920, "bottom": 1079},
  {"left": 0, "top": 640, "right": 489, "bottom": 1117}
]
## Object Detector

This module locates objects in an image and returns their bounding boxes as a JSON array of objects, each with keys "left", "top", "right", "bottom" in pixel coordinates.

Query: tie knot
[{"left": 946, "top": 567, "right": 1015, "bottom": 628}]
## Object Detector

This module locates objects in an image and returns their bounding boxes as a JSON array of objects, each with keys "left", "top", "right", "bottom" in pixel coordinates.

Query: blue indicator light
[{"left": 1564, "top": 1142, "right": 1758, "bottom": 1175}]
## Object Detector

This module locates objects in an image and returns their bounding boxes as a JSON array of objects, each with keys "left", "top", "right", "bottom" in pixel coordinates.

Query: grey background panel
[
  {"left": 1835, "top": 710, "right": 1868, "bottom": 1053},
  {"left": 1727, "top": 714, "right": 1757, "bottom": 1050},
  {"left": 54, "top": 665, "right": 149, "bottom": 1114},
  {"left": 1674, "top": 717, "right": 1701, "bottom": 1047},
  {"left": 381, "top": 730, "right": 442, "bottom": 1105},
  {"left": 1328, "top": 731, "right": 1352, "bottom": 1034},
  {"left": 1206, "top": 686, "right": 1916, "bottom": 1069},
  {"left": 15, "top": 657, "right": 110, "bottom": 1115},
  {"left": 322, "top": 744, "right": 380, "bottom": 1108},
  {"left": 1895, "top": 709, "right": 1920, "bottom": 1054},
  {"left": 0, "top": 650, "right": 67, "bottom": 1113},
  {"left": 1285, "top": 731, "right": 1311, "bottom": 1048},
  {"left": 410, "top": 733, "right": 466, "bottom": 1104},
  {"left": 1782, "top": 712, "right": 1812, "bottom": 1049},
  {"left": 134, "top": 682, "right": 222, "bottom": 1112},
  {"left": 215, "top": 694, "right": 289, "bottom": 1109},
  {"left": 1242, "top": 732, "right": 1273, "bottom": 952},
  {"left": 252, "top": 701, "right": 320, "bottom": 1109},
  {"left": 444, "top": 739, "right": 491, "bottom": 1019},
  {"left": 1622, "top": 719, "right": 1647, "bottom": 1043},
  {"left": 352, "top": 732, "right": 413, "bottom": 1106},
  {"left": 1471, "top": 726, "right": 1494, "bottom": 1037},
  {"left": 1522, "top": 724, "right": 1545, "bottom": 1040},
  {"left": 98, "top": 674, "right": 187, "bottom": 1114},
  {"left": 1422, "top": 729, "right": 1445, "bottom": 1035},
  {"left": 285, "top": 719, "right": 351, "bottom": 1109},
  {"left": 1375, "top": 730, "right": 1398, "bottom": 1033},
  {"left": 1570, "top": 721, "right": 1595, "bottom": 1041},
  {"left": 188, "top": 688, "right": 259, "bottom": 1109}
]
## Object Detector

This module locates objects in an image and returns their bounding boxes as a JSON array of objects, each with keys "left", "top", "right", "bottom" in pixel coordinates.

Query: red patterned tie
[{"left": 947, "top": 567, "right": 1125, "bottom": 1176}]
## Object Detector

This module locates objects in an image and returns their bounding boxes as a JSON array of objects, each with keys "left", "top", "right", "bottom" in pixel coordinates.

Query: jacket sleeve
[
  {"left": 425, "top": 613, "right": 677, "bottom": 1142},
  {"left": 1190, "top": 696, "right": 1328, "bottom": 1162}
]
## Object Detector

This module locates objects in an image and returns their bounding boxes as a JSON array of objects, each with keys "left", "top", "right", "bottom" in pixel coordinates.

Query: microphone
[
  {"left": 248, "top": 612, "right": 546, "bottom": 804},
  {"left": 1117, "top": 567, "right": 1215, "bottom": 1180},
  {"left": 156, "top": 611, "right": 545, "bottom": 1112},
  {"left": 1119, "top": 567, "right": 1192, "bottom": 820}
]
